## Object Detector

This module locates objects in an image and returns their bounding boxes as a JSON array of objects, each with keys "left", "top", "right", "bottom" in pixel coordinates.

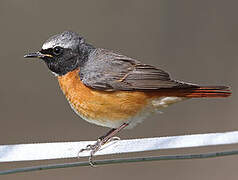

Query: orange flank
[{"left": 58, "top": 69, "right": 151, "bottom": 123}]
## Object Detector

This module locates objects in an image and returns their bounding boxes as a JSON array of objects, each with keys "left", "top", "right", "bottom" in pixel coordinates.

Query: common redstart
[{"left": 24, "top": 31, "right": 231, "bottom": 164}]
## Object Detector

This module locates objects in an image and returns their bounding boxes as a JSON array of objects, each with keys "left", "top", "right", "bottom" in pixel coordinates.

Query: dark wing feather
[{"left": 80, "top": 49, "right": 197, "bottom": 91}]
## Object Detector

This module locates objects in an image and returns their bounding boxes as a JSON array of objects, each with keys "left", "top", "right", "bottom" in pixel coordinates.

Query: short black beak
[
  {"left": 24, "top": 52, "right": 43, "bottom": 58},
  {"left": 24, "top": 51, "right": 53, "bottom": 58}
]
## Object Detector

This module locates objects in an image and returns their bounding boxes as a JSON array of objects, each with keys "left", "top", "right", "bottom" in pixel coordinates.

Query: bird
[{"left": 24, "top": 31, "right": 231, "bottom": 165}]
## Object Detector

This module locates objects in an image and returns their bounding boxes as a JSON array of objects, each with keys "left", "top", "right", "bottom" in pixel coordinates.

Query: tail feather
[{"left": 181, "top": 86, "right": 231, "bottom": 98}]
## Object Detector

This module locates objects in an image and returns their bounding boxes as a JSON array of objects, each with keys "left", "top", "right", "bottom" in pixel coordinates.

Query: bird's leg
[{"left": 79, "top": 123, "right": 129, "bottom": 166}]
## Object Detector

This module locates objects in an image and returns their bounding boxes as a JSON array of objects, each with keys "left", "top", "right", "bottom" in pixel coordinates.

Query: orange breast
[{"left": 58, "top": 69, "right": 154, "bottom": 127}]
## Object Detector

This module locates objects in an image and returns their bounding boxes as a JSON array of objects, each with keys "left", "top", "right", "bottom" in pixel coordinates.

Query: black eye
[{"left": 53, "top": 46, "right": 63, "bottom": 56}]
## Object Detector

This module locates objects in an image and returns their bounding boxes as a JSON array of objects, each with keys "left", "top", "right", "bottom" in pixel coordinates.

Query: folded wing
[{"left": 80, "top": 49, "right": 197, "bottom": 91}]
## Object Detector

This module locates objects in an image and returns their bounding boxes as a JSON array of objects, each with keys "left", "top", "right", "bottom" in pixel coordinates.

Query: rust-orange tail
[{"left": 179, "top": 86, "right": 231, "bottom": 98}]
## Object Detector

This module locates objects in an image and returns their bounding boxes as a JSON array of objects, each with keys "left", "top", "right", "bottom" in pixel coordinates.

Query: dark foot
[
  {"left": 79, "top": 136, "right": 120, "bottom": 167},
  {"left": 78, "top": 123, "right": 129, "bottom": 167}
]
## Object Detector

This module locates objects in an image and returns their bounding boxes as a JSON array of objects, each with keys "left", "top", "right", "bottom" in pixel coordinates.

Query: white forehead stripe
[{"left": 42, "top": 41, "right": 54, "bottom": 50}]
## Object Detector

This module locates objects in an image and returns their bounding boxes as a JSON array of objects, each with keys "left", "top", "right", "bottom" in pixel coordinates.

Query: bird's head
[{"left": 24, "top": 31, "right": 94, "bottom": 76}]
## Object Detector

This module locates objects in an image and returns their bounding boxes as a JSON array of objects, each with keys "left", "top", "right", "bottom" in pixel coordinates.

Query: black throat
[{"left": 45, "top": 43, "right": 95, "bottom": 76}]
